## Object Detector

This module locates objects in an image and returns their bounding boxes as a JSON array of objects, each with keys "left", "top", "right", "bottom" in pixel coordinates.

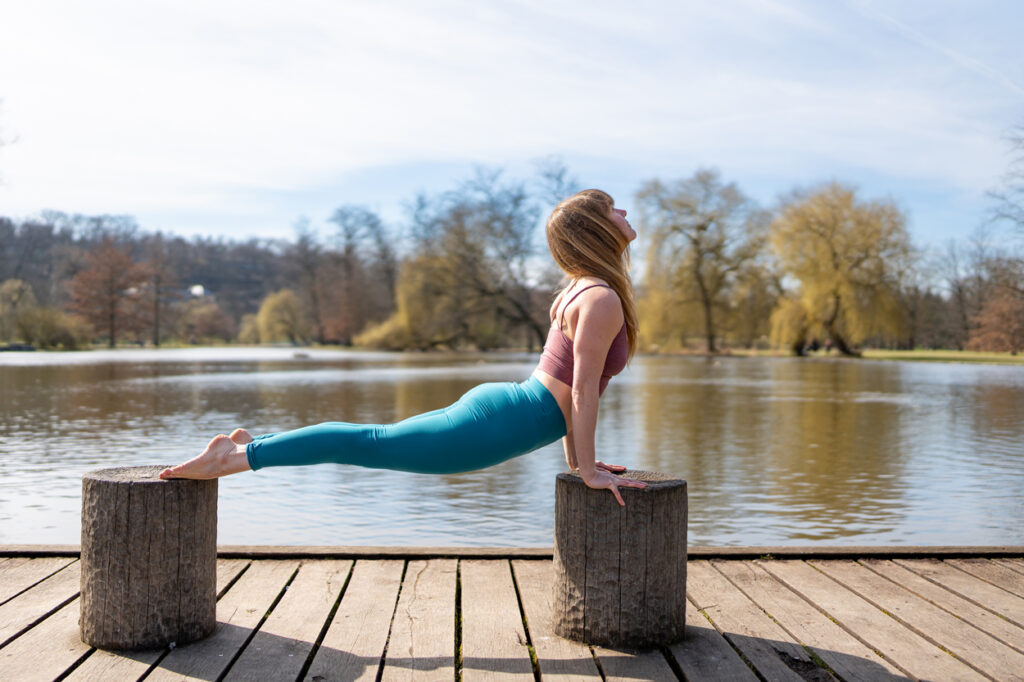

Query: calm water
[{"left": 1, "top": 348, "right": 1022, "bottom": 547}]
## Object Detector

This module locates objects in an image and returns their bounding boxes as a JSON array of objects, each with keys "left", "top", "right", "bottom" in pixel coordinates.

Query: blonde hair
[{"left": 546, "top": 189, "right": 637, "bottom": 360}]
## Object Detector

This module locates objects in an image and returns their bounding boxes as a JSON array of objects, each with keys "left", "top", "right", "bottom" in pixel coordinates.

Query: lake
[{"left": 1, "top": 348, "right": 1022, "bottom": 547}]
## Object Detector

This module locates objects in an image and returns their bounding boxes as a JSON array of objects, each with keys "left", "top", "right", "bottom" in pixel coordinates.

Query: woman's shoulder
[{"left": 571, "top": 279, "right": 623, "bottom": 320}]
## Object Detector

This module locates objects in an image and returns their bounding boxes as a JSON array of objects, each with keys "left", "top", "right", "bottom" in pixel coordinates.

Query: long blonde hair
[{"left": 546, "top": 189, "right": 637, "bottom": 360}]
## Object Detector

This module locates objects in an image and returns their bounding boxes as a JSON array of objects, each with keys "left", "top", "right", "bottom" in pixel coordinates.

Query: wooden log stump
[
  {"left": 552, "top": 470, "right": 687, "bottom": 649},
  {"left": 80, "top": 465, "right": 217, "bottom": 650}
]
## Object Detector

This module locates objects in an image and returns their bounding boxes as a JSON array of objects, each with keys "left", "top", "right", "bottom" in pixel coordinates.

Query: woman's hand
[
  {"left": 581, "top": 469, "right": 648, "bottom": 506},
  {"left": 595, "top": 460, "right": 626, "bottom": 474}
]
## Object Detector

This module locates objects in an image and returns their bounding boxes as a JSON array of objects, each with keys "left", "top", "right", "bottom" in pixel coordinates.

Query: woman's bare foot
[
  {"left": 229, "top": 428, "right": 253, "bottom": 445},
  {"left": 159, "top": 434, "right": 252, "bottom": 480}
]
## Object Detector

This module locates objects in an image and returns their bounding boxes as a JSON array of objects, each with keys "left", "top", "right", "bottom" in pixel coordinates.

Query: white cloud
[{"left": 0, "top": 0, "right": 1019, "bottom": 242}]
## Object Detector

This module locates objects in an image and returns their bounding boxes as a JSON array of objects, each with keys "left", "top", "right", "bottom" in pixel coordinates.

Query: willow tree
[
  {"left": 770, "top": 183, "right": 911, "bottom": 356},
  {"left": 636, "top": 169, "right": 766, "bottom": 352}
]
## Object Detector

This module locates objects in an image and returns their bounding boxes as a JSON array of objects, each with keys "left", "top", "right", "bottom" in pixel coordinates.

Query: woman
[{"left": 161, "top": 189, "right": 648, "bottom": 505}]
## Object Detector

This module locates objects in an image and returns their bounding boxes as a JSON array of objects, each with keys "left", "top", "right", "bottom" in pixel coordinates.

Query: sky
[{"left": 1, "top": 0, "right": 1022, "bottom": 251}]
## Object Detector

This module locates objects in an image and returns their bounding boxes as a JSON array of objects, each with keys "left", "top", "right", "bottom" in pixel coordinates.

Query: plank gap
[
  {"left": 374, "top": 559, "right": 409, "bottom": 682},
  {"left": 587, "top": 644, "right": 608, "bottom": 682},
  {"left": 0, "top": 590, "right": 80, "bottom": 650},
  {"left": 0, "top": 558, "right": 79, "bottom": 608},
  {"left": 51, "top": 647, "right": 96, "bottom": 682},
  {"left": 506, "top": 560, "right": 541, "bottom": 682},
  {"left": 216, "top": 560, "right": 251, "bottom": 601},
  {"left": 708, "top": 560, "right": 837, "bottom": 681},
  {"left": 454, "top": 559, "right": 462, "bottom": 682},
  {"left": 657, "top": 644, "right": 687, "bottom": 681},
  {"left": 686, "top": 593, "right": 767, "bottom": 681},
  {"left": 753, "top": 562, "right": 916, "bottom": 680},
  {"left": 295, "top": 560, "right": 355, "bottom": 682},
  {"left": 856, "top": 558, "right": 1024, "bottom": 656},
  {"left": 213, "top": 562, "right": 300, "bottom": 682}
]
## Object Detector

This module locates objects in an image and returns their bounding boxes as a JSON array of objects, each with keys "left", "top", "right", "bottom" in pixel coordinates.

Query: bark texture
[
  {"left": 552, "top": 470, "right": 687, "bottom": 648},
  {"left": 80, "top": 465, "right": 217, "bottom": 650}
]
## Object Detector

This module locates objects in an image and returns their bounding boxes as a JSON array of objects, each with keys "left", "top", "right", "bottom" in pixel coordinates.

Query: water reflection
[{"left": 1, "top": 348, "right": 1022, "bottom": 547}]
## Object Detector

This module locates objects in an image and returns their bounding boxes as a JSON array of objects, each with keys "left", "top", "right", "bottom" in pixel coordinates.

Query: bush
[
  {"left": 353, "top": 314, "right": 412, "bottom": 350},
  {"left": 17, "top": 307, "right": 94, "bottom": 349}
]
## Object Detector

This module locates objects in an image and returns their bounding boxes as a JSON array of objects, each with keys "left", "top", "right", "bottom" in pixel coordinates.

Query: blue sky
[{"left": 1, "top": 0, "right": 1021, "bottom": 250}]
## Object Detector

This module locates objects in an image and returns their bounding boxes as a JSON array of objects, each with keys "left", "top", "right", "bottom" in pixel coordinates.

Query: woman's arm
[
  {"left": 568, "top": 288, "right": 647, "bottom": 504},
  {"left": 562, "top": 432, "right": 578, "bottom": 470}
]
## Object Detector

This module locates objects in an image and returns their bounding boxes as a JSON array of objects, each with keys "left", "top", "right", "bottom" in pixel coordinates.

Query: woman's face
[{"left": 609, "top": 205, "right": 636, "bottom": 243}]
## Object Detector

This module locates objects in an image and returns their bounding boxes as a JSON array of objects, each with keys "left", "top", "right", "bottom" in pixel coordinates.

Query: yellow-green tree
[
  {"left": 256, "top": 289, "right": 310, "bottom": 344},
  {"left": 636, "top": 169, "right": 768, "bottom": 352},
  {"left": 0, "top": 279, "right": 37, "bottom": 342},
  {"left": 769, "top": 183, "right": 911, "bottom": 356}
]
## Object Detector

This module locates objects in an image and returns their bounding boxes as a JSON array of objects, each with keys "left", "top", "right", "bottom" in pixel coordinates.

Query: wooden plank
[
  {"left": 0, "top": 560, "right": 81, "bottom": 646},
  {"left": 712, "top": 560, "right": 905, "bottom": 679},
  {"left": 994, "top": 558, "right": 1024, "bottom": 576},
  {"left": 66, "top": 647, "right": 163, "bottom": 682},
  {"left": 686, "top": 561, "right": 816, "bottom": 681},
  {"left": 861, "top": 559, "right": 1024, "bottom": 655},
  {"left": 225, "top": 559, "right": 351, "bottom": 681},
  {"left": 667, "top": 598, "right": 757, "bottom": 682},
  {"left": 511, "top": 560, "right": 600, "bottom": 680},
  {"left": 146, "top": 559, "right": 299, "bottom": 681},
  {"left": 760, "top": 560, "right": 984, "bottom": 681},
  {"left": 0, "top": 598, "right": 90, "bottom": 682},
  {"left": 215, "top": 559, "right": 251, "bottom": 596},
  {"left": 66, "top": 559, "right": 263, "bottom": 682},
  {"left": 814, "top": 559, "right": 1024, "bottom": 679},
  {"left": 947, "top": 558, "right": 1024, "bottom": 598},
  {"left": 0, "top": 557, "right": 77, "bottom": 604},
  {"left": 304, "top": 560, "right": 404, "bottom": 682},
  {"left": 381, "top": 559, "right": 456, "bottom": 682},
  {"left": 592, "top": 645, "right": 677, "bottom": 681},
  {"left": 460, "top": 560, "right": 533, "bottom": 680},
  {"left": 895, "top": 558, "right": 1024, "bottom": 628}
]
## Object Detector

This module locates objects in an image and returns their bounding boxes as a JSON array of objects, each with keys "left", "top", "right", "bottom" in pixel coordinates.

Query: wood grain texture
[
  {"left": 511, "top": 560, "right": 600, "bottom": 680},
  {"left": 225, "top": 560, "right": 351, "bottom": 682},
  {"left": 146, "top": 559, "right": 298, "bottom": 682},
  {"left": 66, "top": 560, "right": 253, "bottom": 682},
  {"left": 814, "top": 559, "right": 1024, "bottom": 680},
  {"left": 860, "top": 558, "right": 1024, "bottom": 655},
  {"left": 80, "top": 466, "right": 217, "bottom": 650},
  {"left": 686, "top": 561, "right": 814, "bottom": 682},
  {"left": 0, "top": 599, "right": 90, "bottom": 682},
  {"left": 304, "top": 560, "right": 404, "bottom": 682},
  {"left": 460, "top": 560, "right": 533, "bottom": 680},
  {"left": 552, "top": 471, "right": 686, "bottom": 648},
  {"left": 712, "top": 559, "right": 905, "bottom": 680},
  {"left": 0, "top": 560, "right": 81, "bottom": 646},
  {"left": 0, "top": 557, "right": 76, "bottom": 605},
  {"left": 761, "top": 560, "right": 984, "bottom": 681},
  {"left": 668, "top": 598, "right": 757, "bottom": 682},
  {"left": 592, "top": 645, "right": 678, "bottom": 681},
  {"left": 894, "top": 558, "right": 1024, "bottom": 628},
  {"left": 381, "top": 559, "right": 456, "bottom": 682},
  {"left": 994, "top": 558, "right": 1024, "bottom": 576},
  {"left": 947, "top": 557, "right": 1024, "bottom": 598}
]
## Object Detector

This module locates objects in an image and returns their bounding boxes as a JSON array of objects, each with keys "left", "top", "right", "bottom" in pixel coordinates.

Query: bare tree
[
  {"left": 637, "top": 169, "right": 766, "bottom": 353},
  {"left": 990, "top": 125, "right": 1024, "bottom": 231}
]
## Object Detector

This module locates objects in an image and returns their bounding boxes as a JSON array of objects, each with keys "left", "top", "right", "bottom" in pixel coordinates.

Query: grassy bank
[{"left": 861, "top": 349, "right": 1024, "bottom": 365}]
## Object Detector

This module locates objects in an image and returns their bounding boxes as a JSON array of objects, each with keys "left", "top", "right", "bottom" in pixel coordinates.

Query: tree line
[{"left": 1, "top": 149, "right": 1022, "bottom": 355}]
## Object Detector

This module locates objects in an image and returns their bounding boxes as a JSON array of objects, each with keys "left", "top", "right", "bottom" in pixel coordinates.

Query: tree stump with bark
[
  {"left": 552, "top": 470, "right": 687, "bottom": 649},
  {"left": 80, "top": 465, "right": 217, "bottom": 650}
]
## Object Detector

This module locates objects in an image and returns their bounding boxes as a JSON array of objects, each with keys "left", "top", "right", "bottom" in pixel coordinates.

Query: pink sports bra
[{"left": 537, "top": 284, "right": 628, "bottom": 396}]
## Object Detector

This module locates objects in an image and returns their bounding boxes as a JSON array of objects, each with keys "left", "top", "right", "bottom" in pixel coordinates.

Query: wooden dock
[{"left": 1, "top": 546, "right": 1023, "bottom": 681}]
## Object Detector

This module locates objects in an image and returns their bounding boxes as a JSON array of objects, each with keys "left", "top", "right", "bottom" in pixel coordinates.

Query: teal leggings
[{"left": 245, "top": 376, "right": 567, "bottom": 474}]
